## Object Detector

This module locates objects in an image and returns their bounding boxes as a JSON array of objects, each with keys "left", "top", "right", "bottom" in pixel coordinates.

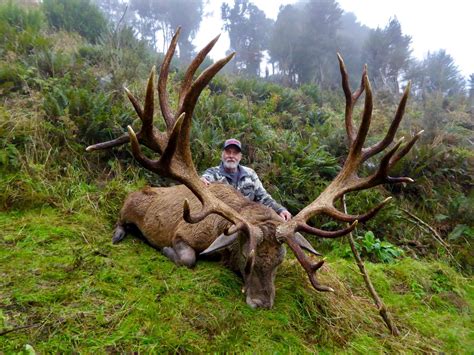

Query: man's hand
[
  {"left": 200, "top": 177, "right": 211, "bottom": 186},
  {"left": 279, "top": 210, "right": 292, "bottom": 221}
]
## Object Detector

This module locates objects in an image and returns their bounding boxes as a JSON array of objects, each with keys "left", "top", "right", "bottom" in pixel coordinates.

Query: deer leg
[
  {"left": 162, "top": 237, "right": 196, "bottom": 268},
  {"left": 112, "top": 223, "right": 127, "bottom": 244}
]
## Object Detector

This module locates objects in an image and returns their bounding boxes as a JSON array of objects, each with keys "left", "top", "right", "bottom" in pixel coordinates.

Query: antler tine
[
  {"left": 297, "top": 220, "right": 358, "bottom": 237},
  {"left": 350, "top": 74, "right": 372, "bottom": 157},
  {"left": 143, "top": 66, "right": 155, "bottom": 128},
  {"left": 156, "top": 51, "right": 236, "bottom": 177},
  {"left": 372, "top": 138, "right": 406, "bottom": 181},
  {"left": 176, "top": 52, "right": 236, "bottom": 158},
  {"left": 344, "top": 136, "right": 418, "bottom": 194},
  {"left": 389, "top": 129, "right": 423, "bottom": 168},
  {"left": 179, "top": 33, "right": 221, "bottom": 108},
  {"left": 337, "top": 54, "right": 367, "bottom": 145},
  {"left": 85, "top": 134, "right": 129, "bottom": 152},
  {"left": 127, "top": 125, "right": 162, "bottom": 174},
  {"left": 354, "top": 64, "right": 367, "bottom": 102},
  {"left": 86, "top": 67, "right": 166, "bottom": 153},
  {"left": 338, "top": 53, "right": 356, "bottom": 144},
  {"left": 312, "top": 132, "right": 419, "bottom": 224},
  {"left": 323, "top": 197, "right": 392, "bottom": 223},
  {"left": 363, "top": 82, "right": 411, "bottom": 161},
  {"left": 158, "top": 27, "right": 181, "bottom": 129},
  {"left": 284, "top": 235, "right": 334, "bottom": 292}
]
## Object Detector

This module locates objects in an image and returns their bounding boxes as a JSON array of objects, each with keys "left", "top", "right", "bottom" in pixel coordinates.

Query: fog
[{"left": 194, "top": 0, "right": 473, "bottom": 78}]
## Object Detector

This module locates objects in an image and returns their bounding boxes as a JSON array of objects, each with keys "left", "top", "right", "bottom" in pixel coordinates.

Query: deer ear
[
  {"left": 200, "top": 233, "right": 239, "bottom": 256},
  {"left": 293, "top": 232, "right": 322, "bottom": 256}
]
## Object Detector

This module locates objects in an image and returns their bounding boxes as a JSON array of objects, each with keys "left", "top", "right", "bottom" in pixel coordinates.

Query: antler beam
[
  {"left": 87, "top": 27, "right": 261, "bottom": 276},
  {"left": 278, "top": 54, "right": 422, "bottom": 292}
]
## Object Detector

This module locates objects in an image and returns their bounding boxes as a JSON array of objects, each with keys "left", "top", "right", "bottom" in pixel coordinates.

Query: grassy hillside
[
  {"left": 1, "top": 207, "right": 472, "bottom": 353},
  {"left": 1, "top": 2, "right": 473, "bottom": 352}
]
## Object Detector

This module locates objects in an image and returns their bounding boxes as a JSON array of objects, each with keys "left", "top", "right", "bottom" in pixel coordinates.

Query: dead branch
[
  {"left": 343, "top": 195, "right": 400, "bottom": 336},
  {"left": 399, "top": 207, "right": 460, "bottom": 267},
  {"left": 399, "top": 208, "right": 448, "bottom": 248}
]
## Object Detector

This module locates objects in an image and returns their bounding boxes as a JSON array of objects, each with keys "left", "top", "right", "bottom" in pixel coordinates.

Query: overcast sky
[{"left": 194, "top": 0, "right": 473, "bottom": 79}]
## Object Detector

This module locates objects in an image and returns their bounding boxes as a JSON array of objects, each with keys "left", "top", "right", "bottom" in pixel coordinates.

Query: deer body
[
  {"left": 117, "top": 183, "right": 278, "bottom": 251},
  {"left": 115, "top": 183, "right": 285, "bottom": 308}
]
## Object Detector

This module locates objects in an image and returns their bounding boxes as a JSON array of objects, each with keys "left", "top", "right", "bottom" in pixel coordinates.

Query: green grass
[{"left": 1, "top": 207, "right": 472, "bottom": 353}]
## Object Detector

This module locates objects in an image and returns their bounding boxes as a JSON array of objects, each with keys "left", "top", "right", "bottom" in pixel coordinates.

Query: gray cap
[{"left": 223, "top": 138, "right": 242, "bottom": 151}]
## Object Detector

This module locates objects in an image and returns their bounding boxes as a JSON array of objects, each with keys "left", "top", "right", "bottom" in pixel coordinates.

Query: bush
[
  {"left": 0, "top": 1, "right": 43, "bottom": 31},
  {"left": 42, "top": 0, "right": 106, "bottom": 44},
  {"left": 0, "top": 1, "right": 47, "bottom": 56},
  {"left": 357, "top": 231, "right": 404, "bottom": 263},
  {"left": 0, "top": 61, "right": 29, "bottom": 94}
]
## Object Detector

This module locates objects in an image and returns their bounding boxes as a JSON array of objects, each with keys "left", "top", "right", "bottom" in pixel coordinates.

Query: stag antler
[
  {"left": 277, "top": 54, "right": 423, "bottom": 292},
  {"left": 86, "top": 27, "right": 261, "bottom": 272}
]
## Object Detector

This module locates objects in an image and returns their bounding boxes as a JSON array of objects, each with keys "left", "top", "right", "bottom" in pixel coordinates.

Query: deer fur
[{"left": 113, "top": 183, "right": 286, "bottom": 309}]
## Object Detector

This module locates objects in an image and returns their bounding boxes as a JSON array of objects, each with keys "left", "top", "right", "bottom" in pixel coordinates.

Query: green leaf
[{"left": 448, "top": 224, "right": 474, "bottom": 241}]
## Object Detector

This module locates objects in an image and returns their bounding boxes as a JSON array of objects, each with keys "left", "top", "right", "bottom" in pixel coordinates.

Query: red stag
[{"left": 87, "top": 28, "right": 421, "bottom": 308}]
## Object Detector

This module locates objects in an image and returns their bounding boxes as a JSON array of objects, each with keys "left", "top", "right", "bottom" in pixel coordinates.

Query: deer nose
[{"left": 246, "top": 296, "right": 273, "bottom": 309}]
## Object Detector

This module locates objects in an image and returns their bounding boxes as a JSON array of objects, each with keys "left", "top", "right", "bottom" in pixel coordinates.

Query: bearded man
[{"left": 200, "top": 138, "right": 292, "bottom": 221}]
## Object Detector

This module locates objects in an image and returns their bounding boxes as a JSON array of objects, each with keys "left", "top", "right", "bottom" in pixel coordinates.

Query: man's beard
[{"left": 223, "top": 159, "right": 239, "bottom": 170}]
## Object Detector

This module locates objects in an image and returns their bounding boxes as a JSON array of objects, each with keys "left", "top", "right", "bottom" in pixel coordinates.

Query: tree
[
  {"left": 469, "top": 73, "right": 474, "bottom": 107},
  {"left": 362, "top": 18, "right": 412, "bottom": 92},
  {"left": 129, "top": 0, "right": 203, "bottom": 58},
  {"left": 299, "top": 0, "right": 343, "bottom": 85},
  {"left": 336, "top": 12, "right": 370, "bottom": 88},
  {"left": 92, "top": 0, "right": 130, "bottom": 27},
  {"left": 269, "top": 4, "right": 302, "bottom": 85},
  {"left": 42, "top": 0, "right": 107, "bottom": 44},
  {"left": 268, "top": 0, "right": 343, "bottom": 86},
  {"left": 421, "top": 50, "right": 464, "bottom": 96},
  {"left": 406, "top": 49, "right": 465, "bottom": 100},
  {"left": 129, "top": 0, "right": 167, "bottom": 51},
  {"left": 166, "top": 0, "right": 203, "bottom": 61},
  {"left": 221, "top": 0, "right": 273, "bottom": 76},
  {"left": 404, "top": 51, "right": 466, "bottom": 141}
]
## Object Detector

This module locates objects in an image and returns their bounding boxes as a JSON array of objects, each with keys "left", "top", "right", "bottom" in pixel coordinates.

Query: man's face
[{"left": 222, "top": 146, "right": 242, "bottom": 170}]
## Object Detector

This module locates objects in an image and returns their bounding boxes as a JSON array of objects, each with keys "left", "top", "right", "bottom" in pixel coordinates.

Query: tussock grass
[{"left": 1, "top": 207, "right": 472, "bottom": 352}]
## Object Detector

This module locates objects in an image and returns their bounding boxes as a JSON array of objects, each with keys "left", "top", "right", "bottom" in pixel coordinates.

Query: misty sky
[{"left": 194, "top": 0, "right": 473, "bottom": 79}]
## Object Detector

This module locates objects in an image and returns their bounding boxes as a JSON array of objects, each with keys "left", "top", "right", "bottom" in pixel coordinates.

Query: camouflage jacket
[{"left": 201, "top": 163, "right": 287, "bottom": 214}]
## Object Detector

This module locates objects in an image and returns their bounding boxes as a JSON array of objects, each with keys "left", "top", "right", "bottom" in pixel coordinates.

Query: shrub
[
  {"left": 357, "top": 231, "right": 404, "bottom": 263},
  {"left": 0, "top": 61, "right": 29, "bottom": 94},
  {"left": 0, "top": 1, "right": 44, "bottom": 34},
  {"left": 0, "top": 1, "right": 46, "bottom": 56},
  {"left": 42, "top": 0, "right": 107, "bottom": 44}
]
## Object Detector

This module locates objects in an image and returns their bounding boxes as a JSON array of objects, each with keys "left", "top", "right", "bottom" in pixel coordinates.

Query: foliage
[
  {"left": 407, "top": 49, "right": 465, "bottom": 98},
  {"left": 357, "top": 231, "right": 404, "bottom": 263},
  {"left": 0, "top": 1, "right": 47, "bottom": 58},
  {"left": 42, "top": 0, "right": 107, "bottom": 44},
  {"left": 92, "top": 0, "right": 129, "bottom": 27},
  {"left": 129, "top": 0, "right": 203, "bottom": 59},
  {"left": 269, "top": 0, "right": 344, "bottom": 86},
  {"left": 362, "top": 17, "right": 412, "bottom": 93},
  {"left": 221, "top": 0, "right": 273, "bottom": 76},
  {"left": 336, "top": 12, "right": 371, "bottom": 87},
  {"left": 0, "top": 0, "right": 43, "bottom": 32}
]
